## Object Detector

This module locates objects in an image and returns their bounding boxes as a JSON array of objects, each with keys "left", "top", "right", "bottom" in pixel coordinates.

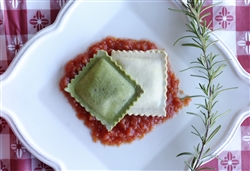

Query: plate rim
[{"left": 0, "top": 1, "right": 75, "bottom": 170}]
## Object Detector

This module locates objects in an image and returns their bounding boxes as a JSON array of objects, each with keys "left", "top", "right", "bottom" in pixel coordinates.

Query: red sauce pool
[{"left": 60, "top": 36, "right": 191, "bottom": 146}]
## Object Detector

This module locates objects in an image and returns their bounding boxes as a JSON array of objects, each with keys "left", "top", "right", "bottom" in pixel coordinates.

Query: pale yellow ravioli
[{"left": 111, "top": 50, "right": 168, "bottom": 117}]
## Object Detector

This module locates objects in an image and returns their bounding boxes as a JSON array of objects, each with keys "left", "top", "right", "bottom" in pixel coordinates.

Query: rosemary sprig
[{"left": 170, "top": 0, "right": 236, "bottom": 171}]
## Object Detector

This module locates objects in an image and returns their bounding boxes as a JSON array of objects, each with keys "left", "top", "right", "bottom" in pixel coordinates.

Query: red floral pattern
[
  {"left": 10, "top": 138, "right": 26, "bottom": 158},
  {"left": 34, "top": 162, "right": 54, "bottom": 171},
  {"left": 29, "top": 11, "right": 49, "bottom": 31},
  {"left": 0, "top": 160, "right": 9, "bottom": 171},
  {"left": 242, "top": 134, "right": 250, "bottom": 144},
  {"left": 241, "top": 126, "right": 250, "bottom": 150},
  {"left": 237, "top": 32, "right": 250, "bottom": 54},
  {"left": 244, "top": 0, "right": 250, "bottom": 5},
  {"left": 0, "top": 117, "right": 8, "bottom": 133},
  {"left": 220, "top": 152, "right": 240, "bottom": 171},
  {"left": 7, "top": 36, "right": 23, "bottom": 55},
  {"left": 9, "top": 0, "right": 21, "bottom": 9},
  {"left": 215, "top": 7, "right": 234, "bottom": 29},
  {"left": 57, "top": 0, "right": 67, "bottom": 8}
]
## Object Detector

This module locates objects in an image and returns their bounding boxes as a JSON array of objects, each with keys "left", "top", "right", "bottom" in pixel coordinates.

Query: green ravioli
[{"left": 65, "top": 50, "right": 143, "bottom": 131}]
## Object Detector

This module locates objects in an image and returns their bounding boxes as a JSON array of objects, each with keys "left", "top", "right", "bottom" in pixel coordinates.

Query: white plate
[{"left": 1, "top": 0, "right": 249, "bottom": 170}]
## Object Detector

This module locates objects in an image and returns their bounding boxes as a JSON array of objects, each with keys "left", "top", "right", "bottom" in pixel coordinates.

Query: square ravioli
[
  {"left": 111, "top": 50, "right": 168, "bottom": 116},
  {"left": 65, "top": 50, "right": 143, "bottom": 131}
]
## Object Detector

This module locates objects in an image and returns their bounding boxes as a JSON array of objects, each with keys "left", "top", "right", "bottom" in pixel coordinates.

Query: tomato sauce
[{"left": 59, "top": 36, "right": 190, "bottom": 146}]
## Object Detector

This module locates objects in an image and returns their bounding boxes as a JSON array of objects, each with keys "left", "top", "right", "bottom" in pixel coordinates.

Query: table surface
[{"left": 0, "top": 0, "right": 250, "bottom": 171}]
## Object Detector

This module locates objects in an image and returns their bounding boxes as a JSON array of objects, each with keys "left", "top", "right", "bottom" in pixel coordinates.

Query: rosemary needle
[{"left": 170, "top": 1, "right": 237, "bottom": 171}]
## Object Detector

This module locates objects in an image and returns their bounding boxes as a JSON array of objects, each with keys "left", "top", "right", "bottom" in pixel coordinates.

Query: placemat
[{"left": 0, "top": 0, "right": 249, "bottom": 170}]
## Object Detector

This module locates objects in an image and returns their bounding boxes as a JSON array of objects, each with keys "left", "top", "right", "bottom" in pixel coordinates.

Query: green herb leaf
[
  {"left": 169, "top": 0, "right": 236, "bottom": 170},
  {"left": 207, "top": 125, "right": 221, "bottom": 143}
]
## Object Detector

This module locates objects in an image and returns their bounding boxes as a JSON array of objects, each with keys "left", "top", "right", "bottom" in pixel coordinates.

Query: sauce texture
[{"left": 60, "top": 37, "right": 190, "bottom": 146}]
